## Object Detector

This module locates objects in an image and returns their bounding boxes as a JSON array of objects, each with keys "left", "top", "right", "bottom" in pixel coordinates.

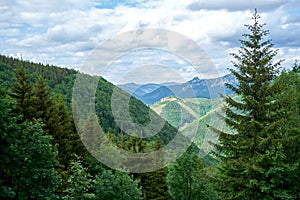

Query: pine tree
[
  {"left": 31, "top": 75, "right": 80, "bottom": 195},
  {"left": 31, "top": 74, "right": 53, "bottom": 131},
  {"left": 10, "top": 65, "right": 32, "bottom": 121},
  {"left": 51, "top": 94, "right": 81, "bottom": 191},
  {"left": 291, "top": 60, "right": 300, "bottom": 73},
  {"left": 31, "top": 76, "right": 78, "bottom": 163},
  {"left": 211, "top": 10, "right": 299, "bottom": 199},
  {"left": 142, "top": 137, "right": 169, "bottom": 200},
  {"left": 0, "top": 94, "right": 60, "bottom": 199},
  {"left": 80, "top": 112, "right": 102, "bottom": 153}
]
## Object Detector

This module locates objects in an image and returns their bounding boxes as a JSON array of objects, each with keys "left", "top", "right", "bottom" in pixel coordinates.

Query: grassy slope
[{"left": 151, "top": 96, "right": 234, "bottom": 155}]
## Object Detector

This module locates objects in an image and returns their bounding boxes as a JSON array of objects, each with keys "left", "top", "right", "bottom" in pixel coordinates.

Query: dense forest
[{"left": 1, "top": 11, "right": 300, "bottom": 199}]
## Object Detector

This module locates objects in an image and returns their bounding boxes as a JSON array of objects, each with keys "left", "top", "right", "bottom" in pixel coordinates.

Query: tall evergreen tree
[
  {"left": 211, "top": 10, "right": 299, "bottom": 199},
  {"left": 31, "top": 75, "right": 78, "bottom": 164},
  {"left": 31, "top": 74, "right": 53, "bottom": 131},
  {"left": 10, "top": 65, "right": 32, "bottom": 121},
  {"left": 141, "top": 137, "right": 169, "bottom": 200},
  {"left": 24, "top": 74, "right": 80, "bottom": 194},
  {"left": 0, "top": 93, "right": 60, "bottom": 199}
]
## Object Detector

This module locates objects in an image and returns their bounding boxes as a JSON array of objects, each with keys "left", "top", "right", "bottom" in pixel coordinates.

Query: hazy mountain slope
[{"left": 119, "top": 74, "right": 238, "bottom": 104}]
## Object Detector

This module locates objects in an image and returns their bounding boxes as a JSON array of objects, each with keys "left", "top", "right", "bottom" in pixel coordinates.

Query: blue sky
[{"left": 1, "top": 0, "right": 300, "bottom": 84}]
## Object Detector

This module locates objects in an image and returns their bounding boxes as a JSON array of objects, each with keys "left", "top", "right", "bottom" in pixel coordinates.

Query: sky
[{"left": 1, "top": 0, "right": 300, "bottom": 84}]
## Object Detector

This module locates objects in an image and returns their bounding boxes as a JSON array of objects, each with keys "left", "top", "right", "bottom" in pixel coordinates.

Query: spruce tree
[
  {"left": 291, "top": 60, "right": 300, "bottom": 73},
  {"left": 0, "top": 94, "right": 60, "bottom": 199},
  {"left": 31, "top": 75, "right": 79, "bottom": 194},
  {"left": 211, "top": 10, "right": 299, "bottom": 199},
  {"left": 31, "top": 74, "right": 53, "bottom": 131},
  {"left": 142, "top": 137, "right": 169, "bottom": 200},
  {"left": 51, "top": 94, "right": 80, "bottom": 191},
  {"left": 10, "top": 65, "right": 32, "bottom": 121}
]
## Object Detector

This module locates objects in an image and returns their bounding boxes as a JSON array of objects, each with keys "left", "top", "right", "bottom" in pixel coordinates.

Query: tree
[
  {"left": 211, "top": 10, "right": 299, "bottom": 199},
  {"left": 63, "top": 158, "right": 95, "bottom": 200},
  {"left": 94, "top": 169, "right": 142, "bottom": 200},
  {"left": 291, "top": 60, "right": 300, "bottom": 73},
  {"left": 0, "top": 93, "right": 60, "bottom": 199},
  {"left": 31, "top": 74, "right": 53, "bottom": 126},
  {"left": 10, "top": 65, "right": 32, "bottom": 121},
  {"left": 167, "top": 144, "right": 206, "bottom": 200},
  {"left": 141, "top": 137, "right": 169, "bottom": 200},
  {"left": 272, "top": 71, "right": 300, "bottom": 198}
]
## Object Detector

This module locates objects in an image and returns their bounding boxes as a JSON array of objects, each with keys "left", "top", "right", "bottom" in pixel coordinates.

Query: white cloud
[
  {"left": 0, "top": 0, "right": 299, "bottom": 83},
  {"left": 186, "top": 0, "right": 287, "bottom": 12}
]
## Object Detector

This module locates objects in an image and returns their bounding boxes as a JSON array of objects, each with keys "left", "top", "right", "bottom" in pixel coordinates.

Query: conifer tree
[
  {"left": 10, "top": 65, "right": 32, "bottom": 121},
  {"left": 31, "top": 75, "right": 79, "bottom": 194},
  {"left": 211, "top": 10, "right": 299, "bottom": 199},
  {"left": 142, "top": 137, "right": 169, "bottom": 200},
  {"left": 291, "top": 60, "right": 300, "bottom": 73},
  {"left": 31, "top": 74, "right": 52, "bottom": 125},
  {"left": 0, "top": 94, "right": 60, "bottom": 199}
]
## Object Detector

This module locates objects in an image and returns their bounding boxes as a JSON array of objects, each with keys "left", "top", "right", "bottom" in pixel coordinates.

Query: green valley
[{"left": 151, "top": 96, "right": 232, "bottom": 156}]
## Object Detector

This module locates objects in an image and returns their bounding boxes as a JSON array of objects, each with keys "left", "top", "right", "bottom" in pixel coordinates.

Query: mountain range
[{"left": 118, "top": 74, "right": 238, "bottom": 104}]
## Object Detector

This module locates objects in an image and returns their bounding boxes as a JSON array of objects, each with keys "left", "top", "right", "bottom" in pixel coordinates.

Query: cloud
[
  {"left": 0, "top": 0, "right": 299, "bottom": 83},
  {"left": 186, "top": 0, "right": 287, "bottom": 12}
]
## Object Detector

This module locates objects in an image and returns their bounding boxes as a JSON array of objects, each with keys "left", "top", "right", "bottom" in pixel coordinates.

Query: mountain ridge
[{"left": 119, "top": 74, "right": 238, "bottom": 104}]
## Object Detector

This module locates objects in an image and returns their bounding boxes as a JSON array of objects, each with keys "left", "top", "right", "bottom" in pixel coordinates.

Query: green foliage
[
  {"left": 0, "top": 54, "right": 78, "bottom": 86},
  {"left": 272, "top": 71, "right": 300, "bottom": 198},
  {"left": 0, "top": 54, "right": 178, "bottom": 200},
  {"left": 0, "top": 94, "right": 60, "bottom": 199},
  {"left": 291, "top": 60, "right": 300, "bottom": 73},
  {"left": 63, "top": 158, "right": 95, "bottom": 200},
  {"left": 212, "top": 10, "right": 299, "bottom": 199},
  {"left": 140, "top": 138, "right": 169, "bottom": 200},
  {"left": 10, "top": 65, "right": 33, "bottom": 121},
  {"left": 167, "top": 144, "right": 214, "bottom": 200},
  {"left": 160, "top": 101, "right": 195, "bottom": 128},
  {"left": 71, "top": 155, "right": 142, "bottom": 200},
  {"left": 94, "top": 169, "right": 142, "bottom": 200},
  {"left": 31, "top": 74, "right": 53, "bottom": 128}
]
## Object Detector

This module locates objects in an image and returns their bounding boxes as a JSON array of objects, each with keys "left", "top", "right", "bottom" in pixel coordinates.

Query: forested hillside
[{"left": 0, "top": 54, "right": 203, "bottom": 199}]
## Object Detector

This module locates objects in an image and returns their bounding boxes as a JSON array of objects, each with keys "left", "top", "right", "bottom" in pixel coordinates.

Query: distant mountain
[
  {"left": 142, "top": 86, "right": 175, "bottom": 104},
  {"left": 118, "top": 82, "right": 140, "bottom": 94},
  {"left": 118, "top": 83, "right": 161, "bottom": 98},
  {"left": 118, "top": 74, "right": 238, "bottom": 104}
]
